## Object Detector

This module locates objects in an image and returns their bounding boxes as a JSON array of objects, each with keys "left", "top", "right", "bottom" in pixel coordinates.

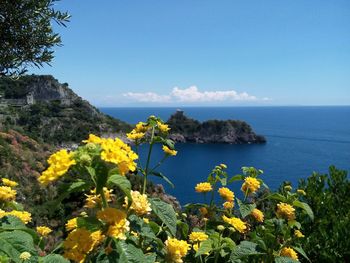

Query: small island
[{"left": 166, "top": 110, "right": 266, "bottom": 144}]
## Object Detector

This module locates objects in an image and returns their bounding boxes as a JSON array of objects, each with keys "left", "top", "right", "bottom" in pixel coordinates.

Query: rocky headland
[{"left": 167, "top": 110, "right": 266, "bottom": 144}]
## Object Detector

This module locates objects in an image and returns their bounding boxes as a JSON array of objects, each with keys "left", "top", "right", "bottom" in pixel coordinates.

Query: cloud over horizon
[{"left": 123, "top": 86, "right": 269, "bottom": 104}]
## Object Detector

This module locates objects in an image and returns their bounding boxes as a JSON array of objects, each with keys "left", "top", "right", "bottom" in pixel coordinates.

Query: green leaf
[
  {"left": 237, "top": 199, "right": 256, "bottom": 218},
  {"left": 195, "top": 239, "right": 213, "bottom": 257},
  {"left": 0, "top": 216, "right": 39, "bottom": 245},
  {"left": 228, "top": 174, "right": 244, "bottom": 183},
  {"left": 77, "top": 217, "right": 103, "bottom": 232},
  {"left": 266, "top": 193, "right": 287, "bottom": 202},
  {"left": 293, "top": 246, "right": 311, "bottom": 262},
  {"left": 230, "top": 241, "right": 264, "bottom": 261},
  {"left": 292, "top": 200, "right": 314, "bottom": 221},
  {"left": 41, "top": 254, "right": 70, "bottom": 263},
  {"left": 107, "top": 174, "right": 132, "bottom": 200},
  {"left": 274, "top": 256, "right": 299, "bottom": 263},
  {"left": 0, "top": 230, "right": 38, "bottom": 263},
  {"left": 116, "top": 241, "right": 156, "bottom": 263},
  {"left": 150, "top": 198, "right": 177, "bottom": 236},
  {"left": 151, "top": 172, "right": 174, "bottom": 188}
]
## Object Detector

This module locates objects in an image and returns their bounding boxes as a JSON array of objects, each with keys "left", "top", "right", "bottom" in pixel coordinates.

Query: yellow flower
[
  {"left": 126, "top": 131, "right": 145, "bottom": 141},
  {"left": 241, "top": 177, "right": 261, "bottom": 194},
  {"left": 3, "top": 210, "right": 31, "bottom": 224},
  {"left": 280, "top": 247, "right": 298, "bottom": 260},
  {"left": 276, "top": 202, "right": 296, "bottom": 221},
  {"left": 219, "top": 163, "right": 227, "bottom": 169},
  {"left": 223, "top": 201, "right": 234, "bottom": 209},
  {"left": 0, "top": 186, "right": 16, "bottom": 201},
  {"left": 195, "top": 182, "right": 213, "bottom": 193},
  {"left": 157, "top": 121, "right": 170, "bottom": 133},
  {"left": 294, "top": 229, "right": 305, "bottom": 238},
  {"left": 222, "top": 215, "right": 247, "bottom": 233},
  {"left": 63, "top": 228, "right": 100, "bottom": 263},
  {"left": 83, "top": 134, "right": 103, "bottom": 144},
  {"left": 162, "top": 145, "right": 177, "bottom": 156},
  {"left": 66, "top": 217, "right": 78, "bottom": 232},
  {"left": 100, "top": 138, "right": 138, "bottom": 175},
  {"left": 297, "top": 189, "right": 306, "bottom": 196},
  {"left": 38, "top": 149, "right": 76, "bottom": 185},
  {"left": 90, "top": 230, "right": 105, "bottom": 248},
  {"left": 1, "top": 178, "right": 18, "bottom": 187},
  {"left": 218, "top": 187, "right": 234, "bottom": 202},
  {"left": 97, "top": 208, "right": 126, "bottom": 224},
  {"left": 135, "top": 122, "right": 149, "bottom": 133},
  {"left": 125, "top": 190, "right": 152, "bottom": 216},
  {"left": 165, "top": 238, "right": 190, "bottom": 263},
  {"left": 189, "top": 232, "right": 208, "bottom": 242},
  {"left": 143, "top": 218, "right": 150, "bottom": 224},
  {"left": 36, "top": 226, "right": 52, "bottom": 236},
  {"left": 19, "top": 252, "right": 31, "bottom": 261},
  {"left": 199, "top": 207, "right": 208, "bottom": 217},
  {"left": 251, "top": 208, "right": 264, "bottom": 222},
  {"left": 84, "top": 187, "right": 113, "bottom": 209}
]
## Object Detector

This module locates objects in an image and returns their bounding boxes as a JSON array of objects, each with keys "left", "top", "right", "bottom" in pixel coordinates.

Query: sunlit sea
[{"left": 100, "top": 106, "right": 350, "bottom": 204}]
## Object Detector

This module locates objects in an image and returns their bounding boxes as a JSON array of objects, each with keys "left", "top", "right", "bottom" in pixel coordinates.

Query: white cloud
[
  {"left": 121, "top": 86, "right": 269, "bottom": 104},
  {"left": 123, "top": 92, "right": 171, "bottom": 103},
  {"left": 171, "top": 86, "right": 257, "bottom": 102}
]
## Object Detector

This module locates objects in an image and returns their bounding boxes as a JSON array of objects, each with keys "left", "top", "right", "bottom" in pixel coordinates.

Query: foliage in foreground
[
  {"left": 0, "top": 116, "right": 323, "bottom": 262},
  {"left": 298, "top": 166, "right": 350, "bottom": 262},
  {"left": 0, "top": 0, "right": 70, "bottom": 76}
]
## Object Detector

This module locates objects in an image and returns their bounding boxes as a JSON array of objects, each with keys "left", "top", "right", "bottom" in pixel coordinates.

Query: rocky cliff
[
  {"left": 0, "top": 75, "right": 131, "bottom": 143},
  {"left": 167, "top": 110, "right": 266, "bottom": 144}
]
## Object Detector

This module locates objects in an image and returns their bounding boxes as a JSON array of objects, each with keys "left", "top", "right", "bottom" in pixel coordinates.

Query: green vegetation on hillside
[
  {"left": 0, "top": 116, "right": 348, "bottom": 262},
  {"left": 0, "top": 75, "right": 132, "bottom": 143}
]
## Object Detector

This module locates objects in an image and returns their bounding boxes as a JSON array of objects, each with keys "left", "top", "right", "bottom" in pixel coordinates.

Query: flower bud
[
  {"left": 284, "top": 185, "right": 292, "bottom": 191},
  {"left": 217, "top": 225, "right": 225, "bottom": 231}
]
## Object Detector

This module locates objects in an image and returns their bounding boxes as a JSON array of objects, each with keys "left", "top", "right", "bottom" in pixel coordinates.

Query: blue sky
[{"left": 30, "top": 0, "right": 350, "bottom": 106}]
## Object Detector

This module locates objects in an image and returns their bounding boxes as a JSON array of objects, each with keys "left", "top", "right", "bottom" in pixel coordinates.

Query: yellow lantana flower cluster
[
  {"left": 222, "top": 215, "right": 247, "bottom": 233},
  {"left": 84, "top": 187, "right": 113, "bottom": 209},
  {"left": 97, "top": 208, "right": 130, "bottom": 240},
  {"left": 276, "top": 202, "right": 296, "bottom": 221},
  {"left": 195, "top": 182, "right": 213, "bottom": 193},
  {"left": 294, "top": 229, "right": 305, "bottom": 238},
  {"left": 0, "top": 186, "right": 16, "bottom": 202},
  {"left": 241, "top": 176, "right": 261, "bottom": 194},
  {"left": 1, "top": 178, "right": 18, "bottom": 187},
  {"left": 189, "top": 231, "right": 208, "bottom": 242},
  {"left": 125, "top": 190, "right": 152, "bottom": 216},
  {"left": 66, "top": 217, "right": 78, "bottom": 232},
  {"left": 251, "top": 208, "right": 264, "bottom": 222},
  {"left": 36, "top": 226, "right": 52, "bottom": 236},
  {"left": 157, "top": 121, "right": 170, "bottom": 133},
  {"left": 63, "top": 228, "right": 104, "bottom": 263},
  {"left": 165, "top": 238, "right": 190, "bottom": 263},
  {"left": 100, "top": 138, "right": 138, "bottom": 175},
  {"left": 223, "top": 201, "right": 234, "bottom": 209},
  {"left": 0, "top": 209, "right": 32, "bottom": 224},
  {"left": 280, "top": 247, "right": 299, "bottom": 260},
  {"left": 162, "top": 145, "right": 177, "bottom": 156},
  {"left": 218, "top": 187, "right": 235, "bottom": 202},
  {"left": 38, "top": 149, "right": 76, "bottom": 185}
]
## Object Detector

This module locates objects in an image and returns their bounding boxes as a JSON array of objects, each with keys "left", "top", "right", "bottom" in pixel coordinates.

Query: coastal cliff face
[
  {"left": 0, "top": 75, "right": 131, "bottom": 143},
  {"left": 167, "top": 110, "right": 266, "bottom": 144}
]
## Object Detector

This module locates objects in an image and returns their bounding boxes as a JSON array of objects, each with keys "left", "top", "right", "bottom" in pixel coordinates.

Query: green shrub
[{"left": 298, "top": 166, "right": 350, "bottom": 262}]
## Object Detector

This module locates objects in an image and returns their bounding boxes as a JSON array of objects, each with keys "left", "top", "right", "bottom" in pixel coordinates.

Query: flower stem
[{"left": 143, "top": 126, "right": 155, "bottom": 194}]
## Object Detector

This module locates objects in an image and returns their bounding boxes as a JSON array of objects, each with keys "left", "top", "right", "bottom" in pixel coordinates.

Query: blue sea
[{"left": 100, "top": 107, "right": 350, "bottom": 204}]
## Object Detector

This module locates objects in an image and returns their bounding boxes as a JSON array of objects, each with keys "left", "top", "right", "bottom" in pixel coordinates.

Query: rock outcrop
[
  {"left": 0, "top": 75, "right": 131, "bottom": 143},
  {"left": 167, "top": 110, "right": 266, "bottom": 144}
]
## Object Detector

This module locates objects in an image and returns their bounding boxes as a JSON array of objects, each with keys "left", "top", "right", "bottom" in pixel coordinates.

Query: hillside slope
[{"left": 0, "top": 75, "right": 131, "bottom": 143}]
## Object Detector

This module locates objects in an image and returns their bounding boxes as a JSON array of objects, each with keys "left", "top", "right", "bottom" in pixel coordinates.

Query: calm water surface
[{"left": 100, "top": 107, "right": 350, "bottom": 204}]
